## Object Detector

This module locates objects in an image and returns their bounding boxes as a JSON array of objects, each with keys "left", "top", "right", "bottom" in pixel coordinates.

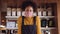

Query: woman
[{"left": 17, "top": 1, "right": 42, "bottom": 34}]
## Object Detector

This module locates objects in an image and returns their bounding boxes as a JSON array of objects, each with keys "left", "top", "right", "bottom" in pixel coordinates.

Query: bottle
[
  {"left": 46, "top": 18, "right": 49, "bottom": 29},
  {"left": 41, "top": 19, "right": 47, "bottom": 27},
  {"left": 48, "top": 18, "right": 55, "bottom": 27}
]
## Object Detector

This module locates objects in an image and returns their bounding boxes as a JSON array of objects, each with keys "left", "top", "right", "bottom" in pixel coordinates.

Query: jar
[
  {"left": 47, "top": 7, "right": 52, "bottom": 16},
  {"left": 37, "top": 8, "right": 43, "bottom": 16},
  {"left": 43, "top": 8, "right": 47, "bottom": 16},
  {"left": 7, "top": 8, "right": 11, "bottom": 16},
  {"left": 17, "top": 8, "right": 21, "bottom": 16},
  {"left": 12, "top": 8, "right": 16, "bottom": 16},
  {"left": 22, "top": 11, "right": 25, "bottom": 16}
]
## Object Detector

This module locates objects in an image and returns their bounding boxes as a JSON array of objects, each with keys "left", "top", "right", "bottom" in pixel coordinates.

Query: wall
[
  {"left": 0, "top": 0, "right": 57, "bottom": 12},
  {"left": 57, "top": 0, "right": 60, "bottom": 34}
]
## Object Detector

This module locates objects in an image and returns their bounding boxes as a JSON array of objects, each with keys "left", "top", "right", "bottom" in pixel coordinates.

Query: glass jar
[
  {"left": 43, "top": 8, "right": 47, "bottom": 16},
  {"left": 22, "top": 11, "right": 25, "bottom": 16},
  {"left": 17, "top": 8, "right": 21, "bottom": 16},
  {"left": 47, "top": 7, "right": 52, "bottom": 16},
  {"left": 12, "top": 8, "right": 16, "bottom": 16},
  {"left": 37, "top": 8, "right": 43, "bottom": 16},
  {"left": 7, "top": 8, "right": 11, "bottom": 16},
  {"left": 33, "top": 12, "right": 36, "bottom": 16}
]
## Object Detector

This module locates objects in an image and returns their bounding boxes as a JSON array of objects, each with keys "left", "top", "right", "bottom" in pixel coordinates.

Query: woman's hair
[{"left": 21, "top": 1, "right": 37, "bottom": 12}]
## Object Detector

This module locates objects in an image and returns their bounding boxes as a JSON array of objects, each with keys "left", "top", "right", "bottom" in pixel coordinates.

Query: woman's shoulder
[
  {"left": 19, "top": 16, "right": 22, "bottom": 18},
  {"left": 35, "top": 16, "right": 40, "bottom": 19},
  {"left": 17, "top": 16, "right": 22, "bottom": 20}
]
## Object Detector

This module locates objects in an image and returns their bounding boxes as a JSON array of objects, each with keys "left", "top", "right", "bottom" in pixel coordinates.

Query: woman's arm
[
  {"left": 36, "top": 16, "right": 42, "bottom": 34},
  {"left": 17, "top": 16, "right": 22, "bottom": 34}
]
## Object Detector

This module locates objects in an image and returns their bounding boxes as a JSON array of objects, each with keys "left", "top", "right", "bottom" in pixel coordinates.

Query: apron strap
[
  {"left": 22, "top": 16, "right": 24, "bottom": 25},
  {"left": 33, "top": 16, "right": 36, "bottom": 25}
]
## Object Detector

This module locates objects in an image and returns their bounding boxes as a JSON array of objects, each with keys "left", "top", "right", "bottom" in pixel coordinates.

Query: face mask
[{"left": 25, "top": 11, "right": 33, "bottom": 17}]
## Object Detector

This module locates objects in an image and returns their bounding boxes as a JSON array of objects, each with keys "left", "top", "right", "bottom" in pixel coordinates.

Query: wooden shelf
[{"left": 5, "top": 16, "right": 55, "bottom": 19}]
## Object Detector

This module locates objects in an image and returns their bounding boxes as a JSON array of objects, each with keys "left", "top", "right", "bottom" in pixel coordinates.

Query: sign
[{"left": 6, "top": 22, "right": 16, "bottom": 28}]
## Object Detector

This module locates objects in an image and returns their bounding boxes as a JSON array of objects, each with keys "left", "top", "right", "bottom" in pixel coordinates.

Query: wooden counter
[{"left": 0, "top": 27, "right": 6, "bottom": 30}]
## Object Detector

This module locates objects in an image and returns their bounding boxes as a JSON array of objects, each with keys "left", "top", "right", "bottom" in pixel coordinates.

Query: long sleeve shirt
[{"left": 17, "top": 16, "right": 42, "bottom": 34}]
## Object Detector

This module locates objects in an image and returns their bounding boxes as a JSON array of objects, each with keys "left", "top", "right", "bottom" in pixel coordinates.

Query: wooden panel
[
  {"left": 17, "top": 0, "right": 25, "bottom": 7},
  {"left": 2, "top": 0, "right": 57, "bottom": 8},
  {"left": 50, "top": 29, "right": 58, "bottom": 34},
  {"left": 0, "top": 0, "right": 7, "bottom": 12},
  {"left": 57, "top": 0, "right": 60, "bottom": 34},
  {"left": 0, "top": 11, "right": 1, "bottom": 24}
]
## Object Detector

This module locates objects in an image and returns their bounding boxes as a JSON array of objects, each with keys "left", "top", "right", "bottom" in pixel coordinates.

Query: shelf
[
  {"left": 41, "top": 27, "right": 56, "bottom": 30},
  {"left": 5, "top": 16, "right": 19, "bottom": 19},
  {"left": 5, "top": 16, "right": 19, "bottom": 20},
  {"left": 5, "top": 16, "right": 55, "bottom": 19},
  {"left": 39, "top": 16, "right": 55, "bottom": 19},
  {"left": 5, "top": 27, "right": 56, "bottom": 30}
]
